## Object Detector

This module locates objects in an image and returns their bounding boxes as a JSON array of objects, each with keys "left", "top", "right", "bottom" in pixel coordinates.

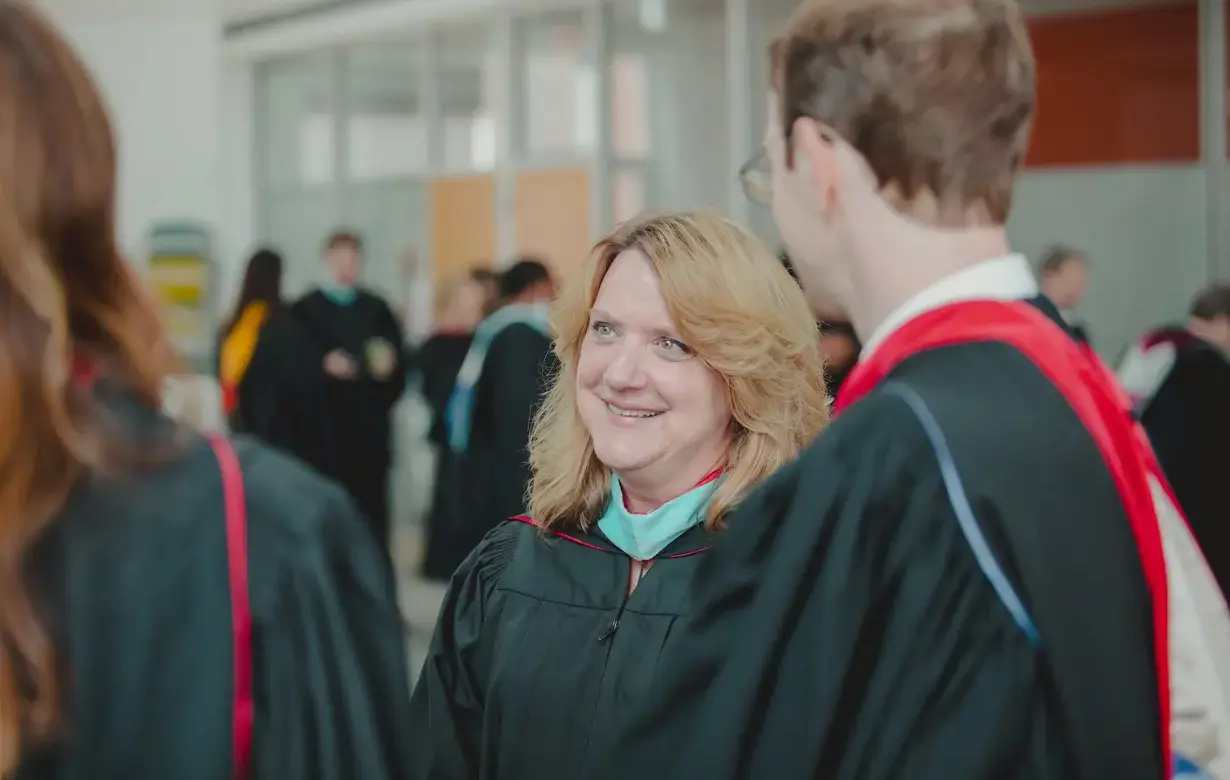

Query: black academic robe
[
  {"left": 593, "top": 300, "right": 1163, "bottom": 780},
  {"left": 227, "top": 307, "right": 335, "bottom": 475},
  {"left": 1139, "top": 329, "right": 1230, "bottom": 597},
  {"left": 15, "top": 387, "right": 415, "bottom": 780},
  {"left": 414, "top": 332, "right": 476, "bottom": 581},
  {"left": 1033, "top": 295, "right": 1091, "bottom": 345},
  {"left": 447, "top": 323, "right": 556, "bottom": 562},
  {"left": 292, "top": 289, "right": 408, "bottom": 545},
  {"left": 408, "top": 517, "right": 717, "bottom": 780}
]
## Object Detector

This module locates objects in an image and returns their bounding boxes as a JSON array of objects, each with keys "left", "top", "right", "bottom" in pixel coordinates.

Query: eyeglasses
[{"left": 738, "top": 146, "right": 772, "bottom": 204}]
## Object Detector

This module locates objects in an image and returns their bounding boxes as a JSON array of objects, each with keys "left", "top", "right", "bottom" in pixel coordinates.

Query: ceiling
[
  {"left": 224, "top": 0, "right": 328, "bottom": 23},
  {"left": 30, "top": 0, "right": 1189, "bottom": 28},
  {"left": 224, "top": 0, "right": 1187, "bottom": 26}
]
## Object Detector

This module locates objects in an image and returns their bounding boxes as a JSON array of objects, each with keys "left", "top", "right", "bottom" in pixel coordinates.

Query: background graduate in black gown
[
  {"left": 443, "top": 259, "right": 557, "bottom": 563},
  {"left": 0, "top": 7, "right": 415, "bottom": 777},
  {"left": 1120, "top": 283, "right": 1230, "bottom": 597},
  {"left": 1037, "top": 244, "right": 1092, "bottom": 344},
  {"left": 293, "top": 231, "right": 408, "bottom": 551},
  {"left": 596, "top": 2, "right": 1180, "bottom": 778},
  {"left": 415, "top": 271, "right": 486, "bottom": 580}
]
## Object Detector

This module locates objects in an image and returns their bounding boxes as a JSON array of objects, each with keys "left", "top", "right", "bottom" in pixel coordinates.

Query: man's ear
[{"left": 793, "top": 118, "right": 841, "bottom": 214}]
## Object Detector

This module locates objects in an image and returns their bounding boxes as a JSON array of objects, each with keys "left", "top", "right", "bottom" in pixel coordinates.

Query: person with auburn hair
[
  {"left": 0, "top": 3, "right": 415, "bottom": 777},
  {"left": 600, "top": 1, "right": 1230, "bottom": 779},
  {"left": 406, "top": 211, "right": 828, "bottom": 779}
]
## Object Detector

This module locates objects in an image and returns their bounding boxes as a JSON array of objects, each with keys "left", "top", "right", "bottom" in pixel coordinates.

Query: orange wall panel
[
  {"left": 514, "top": 169, "right": 592, "bottom": 283},
  {"left": 431, "top": 175, "right": 496, "bottom": 282},
  {"left": 1026, "top": 3, "right": 1200, "bottom": 168}
]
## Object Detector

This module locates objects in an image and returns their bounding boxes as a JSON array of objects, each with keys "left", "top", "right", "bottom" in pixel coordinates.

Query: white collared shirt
[{"left": 860, "top": 254, "right": 1038, "bottom": 359}]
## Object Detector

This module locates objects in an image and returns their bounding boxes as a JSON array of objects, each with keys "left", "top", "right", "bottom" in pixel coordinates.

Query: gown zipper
[{"left": 598, "top": 558, "right": 651, "bottom": 642}]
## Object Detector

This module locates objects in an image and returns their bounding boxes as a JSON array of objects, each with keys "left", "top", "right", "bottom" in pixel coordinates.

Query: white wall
[
  {"left": 654, "top": 3, "right": 729, "bottom": 214},
  {"left": 225, "top": 0, "right": 322, "bottom": 25},
  {"left": 1010, "top": 166, "right": 1210, "bottom": 359},
  {"left": 38, "top": 0, "right": 260, "bottom": 317},
  {"left": 40, "top": 1, "right": 226, "bottom": 261}
]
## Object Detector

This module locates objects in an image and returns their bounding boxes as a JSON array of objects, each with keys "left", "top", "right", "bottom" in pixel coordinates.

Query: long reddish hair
[{"left": 0, "top": 2, "right": 173, "bottom": 769}]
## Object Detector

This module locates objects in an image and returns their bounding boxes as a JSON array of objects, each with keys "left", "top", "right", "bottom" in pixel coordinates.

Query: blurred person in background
[
  {"left": 409, "top": 212, "right": 829, "bottom": 779},
  {"left": 417, "top": 271, "right": 487, "bottom": 581},
  {"left": 600, "top": 1, "right": 1225, "bottom": 777},
  {"left": 470, "top": 266, "right": 501, "bottom": 316},
  {"left": 1120, "top": 283, "right": 1230, "bottom": 597},
  {"left": 442, "top": 258, "right": 556, "bottom": 563},
  {"left": 819, "top": 320, "right": 860, "bottom": 397},
  {"left": 294, "top": 231, "right": 407, "bottom": 553},
  {"left": 0, "top": 3, "right": 414, "bottom": 778},
  {"left": 1037, "top": 243, "right": 1091, "bottom": 344},
  {"left": 218, "top": 247, "right": 333, "bottom": 474},
  {"left": 780, "top": 250, "right": 860, "bottom": 396}
]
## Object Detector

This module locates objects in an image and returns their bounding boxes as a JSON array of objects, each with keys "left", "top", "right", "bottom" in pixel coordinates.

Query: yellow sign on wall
[{"left": 147, "top": 223, "right": 213, "bottom": 367}]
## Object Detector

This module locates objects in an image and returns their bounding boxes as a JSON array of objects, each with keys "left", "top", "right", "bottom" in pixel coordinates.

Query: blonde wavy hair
[{"left": 528, "top": 212, "right": 830, "bottom": 533}]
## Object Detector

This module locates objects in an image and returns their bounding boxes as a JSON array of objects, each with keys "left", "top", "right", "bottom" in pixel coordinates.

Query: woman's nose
[{"left": 603, "top": 347, "right": 646, "bottom": 390}]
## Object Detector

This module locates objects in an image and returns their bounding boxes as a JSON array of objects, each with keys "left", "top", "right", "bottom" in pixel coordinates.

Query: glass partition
[
  {"left": 255, "top": 52, "right": 338, "bottom": 295},
  {"left": 345, "top": 40, "right": 429, "bottom": 182},
  {"left": 517, "top": 10, "right": 595, "bottom": 160},
  {"left": 437, "top": 25, "right": 500, "bottom": 173}
]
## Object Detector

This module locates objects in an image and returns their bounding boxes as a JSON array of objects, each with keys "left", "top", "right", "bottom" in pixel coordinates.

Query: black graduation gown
[
  {"left": 230, "top": 307, "right": 336, "bottom": 475},
  {"left": 408, "top": 517, "right": 717, "bottom": 779},
  {"left": 448, "top": 323, "right": 556, "bottom": 562},
  {"left": 593, "top": 301, "right": 1162, "bottom": 780},
  {"left": 1139, "top": 329, "right": 1230, "bottom": 596},
  {"left": 1033, "top": 295, "right": 1091, "bottom": 345},
  {"left": 292, "top": 289, "right": 408, "bottom": 544},
  {"left": 414, "top": 332, "right": 476, "bottom": 581},
  {"left": 15, "top": 389, "right": 415, "bottom": 779}
]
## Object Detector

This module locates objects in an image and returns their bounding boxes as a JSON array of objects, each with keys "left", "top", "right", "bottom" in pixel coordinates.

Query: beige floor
[{"left": 389, "top": 394, "right": 448, "bottom": 682}]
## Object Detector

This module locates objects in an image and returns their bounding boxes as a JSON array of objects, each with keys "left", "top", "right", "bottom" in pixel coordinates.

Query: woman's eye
[
  {"left": 657, "top": 338, "right": 691, "bottom": 357},
  {"left": 590, "top": 322, "right": 616, "bottom": 338}
]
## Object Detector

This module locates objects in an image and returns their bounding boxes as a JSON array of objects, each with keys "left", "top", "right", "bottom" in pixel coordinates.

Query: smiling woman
[
  {"left": 532, "top": 211, "right": 829, "bottom": 535},
  {"left": 407, "top": 211, "right": 830, "bottom": 780}
]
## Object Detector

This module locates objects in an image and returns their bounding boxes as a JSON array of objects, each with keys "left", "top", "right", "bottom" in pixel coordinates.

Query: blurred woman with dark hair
[
  {"left": 0, "top": 3, "right": 414, "bottom": 777},
  {"left": 219, "top": 247, "right": 333, "bottom": 473},
  {"left": 219, "top": 247, "right": 281, "bottom": 420}
]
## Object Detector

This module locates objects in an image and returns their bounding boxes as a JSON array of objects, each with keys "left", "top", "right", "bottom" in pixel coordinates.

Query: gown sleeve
[
  {"left": 251, "top": 485, "right": 417, "bottom": 779},
  {"left": 598, "top": 393, "right": 1065, "bottom": 780},
  {"left": 407, "top": 521, "right": 522, "bottom": 779}
]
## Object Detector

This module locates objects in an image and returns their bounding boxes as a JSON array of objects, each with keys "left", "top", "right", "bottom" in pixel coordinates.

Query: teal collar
[
  {"left": 597, "top": 474, "right": 720, "bottom": 561},
  {"left": 322, "top": 285, "right": 357, "bottom": 306}
]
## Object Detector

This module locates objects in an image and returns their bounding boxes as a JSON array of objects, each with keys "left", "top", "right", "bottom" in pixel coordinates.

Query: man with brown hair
[
  {"left": 1037, "top": 243, "right": 1092, "bottom": 343},
  {"left": 293, "top": 230, "right": 407, "bottom": 553},
  {"left": 597, "top": 2, "right": 1190, "bottom": 778}
]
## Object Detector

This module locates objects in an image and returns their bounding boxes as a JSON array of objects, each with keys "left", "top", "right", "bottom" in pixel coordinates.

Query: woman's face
[
  {"left": 450, "top": 280, "right": 487, "bottom": 329},
  {"left": 576, "top": 249, "right": 731, "bottom": 499}
]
